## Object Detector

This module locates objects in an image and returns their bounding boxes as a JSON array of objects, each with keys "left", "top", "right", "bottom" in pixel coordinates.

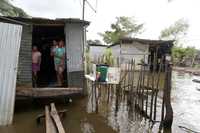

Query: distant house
[
  {"left": 194, "top": 50, "right": 200, "bottom": 66},
  {"left": 88, "top": 43, "right": 107, "bottom": 60},
  {"left": 184, "top": 50, "right": 200, "bottom": 67},
  {"left": 108, "top": 38, "right": 173, "bottom": 69}
]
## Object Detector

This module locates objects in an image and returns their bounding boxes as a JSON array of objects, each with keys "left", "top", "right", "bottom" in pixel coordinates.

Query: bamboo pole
[
  {"left": 150, "top": 52, "right": 157, "bottom": 120},
  {"left": 145, "top": 63, "right": 150, "bottom": 119},
  {"left": 153, "top": 56, "right": 163, "bottom": 120},
  {"left": 141, "top": 55, "right": 146, "bottom": 112}
]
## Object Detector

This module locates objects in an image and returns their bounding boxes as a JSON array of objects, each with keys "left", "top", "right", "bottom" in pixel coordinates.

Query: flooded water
[
  {"left": 0, "top": 71, "right": 200, "bottom": 133},
  {"left": 171, "top": 71, "right": 200, "bottom": 133}
]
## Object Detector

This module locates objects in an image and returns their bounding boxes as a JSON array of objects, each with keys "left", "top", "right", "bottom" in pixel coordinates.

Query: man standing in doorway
[
  {"left": 32, "top": 46, "right": 42, "bottom": 88},
  {"left": 54, "top": 40, "right": 65, "bottom": 86},
  {"left": 51, "top": 40, "right": 58, "bottom": 57}
]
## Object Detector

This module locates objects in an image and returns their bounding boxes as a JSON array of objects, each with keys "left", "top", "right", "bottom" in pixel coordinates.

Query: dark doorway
[{"left": 32, "top": 25, "right": 67, "bottom": 87}]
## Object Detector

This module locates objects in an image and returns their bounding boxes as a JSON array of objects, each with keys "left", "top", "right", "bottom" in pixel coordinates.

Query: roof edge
[{"left": 1, "top": 16, "right": 90, "bottom": 26}]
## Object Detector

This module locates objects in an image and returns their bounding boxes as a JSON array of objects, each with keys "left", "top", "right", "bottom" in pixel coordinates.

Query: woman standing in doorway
[{"left": 54, "top": 40, "right": 65, "bottom": 86}]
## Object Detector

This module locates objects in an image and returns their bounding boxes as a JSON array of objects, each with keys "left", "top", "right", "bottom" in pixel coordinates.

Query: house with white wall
[{"left": 108, "top": 38, "right": 173, "bottom": 69}]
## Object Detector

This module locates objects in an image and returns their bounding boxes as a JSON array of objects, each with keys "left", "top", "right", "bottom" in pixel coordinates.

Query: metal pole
[
  {"left": 82, "top": 0, "right": 87, "bottom": 94},
  {"left": 82, "top": 0, "right": 85, "bottom": 20}
]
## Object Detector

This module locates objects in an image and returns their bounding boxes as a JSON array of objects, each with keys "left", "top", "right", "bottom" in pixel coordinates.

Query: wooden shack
[
  {"left": 0, "top": 16, "right": 89, "bottom": 88},
  {"left": 109, "top": 37, "right": 173, "bottom": 69}
]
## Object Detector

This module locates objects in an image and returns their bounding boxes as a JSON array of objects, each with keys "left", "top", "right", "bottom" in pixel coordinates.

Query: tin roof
[
  {"left": 109, "top": 37, "right": 174, "bottom": 47},
  {"left": 0, "top": 16, "right": 90, "bottom": 26},
  {"left": 88, "top": 43, "right": 107, "bottom": 47},
  {"left": 119, "top": 37, "right": 174, "bottom": 45}
]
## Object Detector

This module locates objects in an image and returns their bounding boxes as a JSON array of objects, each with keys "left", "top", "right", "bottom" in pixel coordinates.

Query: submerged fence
[{"left": 86, "top": 54, "right": 173, "bottom": 131}]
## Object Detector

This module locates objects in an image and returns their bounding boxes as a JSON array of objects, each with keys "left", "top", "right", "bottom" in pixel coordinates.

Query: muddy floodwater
[{"left": 0, "top": 71, "right": 200, "bottom": 133}]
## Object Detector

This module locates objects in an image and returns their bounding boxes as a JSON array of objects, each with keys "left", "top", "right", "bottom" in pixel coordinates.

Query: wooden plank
[
  {"left": 85, "top": 74, "right": 96, "bottom": 81},
  {"left": 50, "top": 103, "right": 65, "bottom": 133},
  {"left": 45, "top": 106, "right": 57, "bottom": 133},
  {"left": 16, "top": 87, "right": 83, "bottom": 98}
]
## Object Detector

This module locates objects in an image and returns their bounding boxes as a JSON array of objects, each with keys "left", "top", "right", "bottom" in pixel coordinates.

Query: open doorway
[{"left": 32, "top": 25, "right": 67, "bottom": 87}]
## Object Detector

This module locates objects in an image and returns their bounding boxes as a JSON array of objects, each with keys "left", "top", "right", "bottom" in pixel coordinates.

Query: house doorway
[{"left": 32, "top": 25, "right": 67, "bottom": 87}]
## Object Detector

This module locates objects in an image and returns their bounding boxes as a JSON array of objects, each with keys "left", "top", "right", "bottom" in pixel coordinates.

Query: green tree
[
  {"left": 185, "top": 46, "right": 197, "bottom": 58},
  {"left": 102, "top": 48, "right": 114, "bottom": 66},
  {"left": 171, "top": 46, "right": 186, "bottom": 65},
  {"left": 0, "top": 0, "right": 29, "bottom": 17},
  {"left": 159, "top": 18, "right": 189, "bottom": 45},
  {"left": 99, "top": 16, "right": 144, "bottom": 44},
  {"left": 159, "top": 19, "right": 196, "bottom": 66},
  {"left": 185, "top": 46, "right": 197, "bottom": 67}
]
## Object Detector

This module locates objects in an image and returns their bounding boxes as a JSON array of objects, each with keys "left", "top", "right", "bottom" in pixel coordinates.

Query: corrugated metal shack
[
  {"left": 88, "top": 43, "right": 107, "bottom": 60},
  {"left": 0, "top": 16, "right": 89, "bottom": 88},
  {"left": 0, "top": 16, "right": 89, "bottom": 125},
  {"left": 109, "top": 38, "right": 173, "bottom": 69}
]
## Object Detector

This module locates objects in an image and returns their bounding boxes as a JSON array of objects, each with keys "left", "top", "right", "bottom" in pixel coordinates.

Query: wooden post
[
  {"left": 132, "top": 60, "right": 136, "bottom": 111},
  {"left": 115, "top": 84, "right": 120, "bottom": 114},
  {"left": 107, "top": 84, "right": 110, "bottom": 103},
  {"left": 163, "top": 61, "right": 173, "bottom": 128},
  {"left": 145, "top": 64, "right": 150, "bottom": 119},
  {"left": 150, "top": 53, "right": 156, "bottom": 120},
  {"left": 94, "top": 82, "right": 98, "bottom": 113},
  {"left": 153, "top": 56, "right": 163, "bottom": 120},
  {"left": 131, "top": 59, "right": 135, "bottom": 92},
  {"left": 141, "top": 55, "right": 146, "bottom": 112},
  {"left": 91, "top": 81, "right": 94, "bottom": 112},
  {"left": 136, "top": 64, "right": 142, "bottom": 107}
]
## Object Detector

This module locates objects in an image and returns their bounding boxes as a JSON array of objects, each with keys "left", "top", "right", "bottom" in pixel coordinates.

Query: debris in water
[
  {"left": 179, "top": 125, "right": 200, "bottom": 133},
  {"left": 192, "top": 79, "right": 200, "bottom": 83}
]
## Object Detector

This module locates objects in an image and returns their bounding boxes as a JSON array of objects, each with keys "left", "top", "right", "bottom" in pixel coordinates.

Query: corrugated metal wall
[
  {"left": 110, "top": 42, "right": 149, "bottom": 70},
  {"left": 0, "top": 22, "right": 22, "bottom": 125},
  {"left": 65, "top": 23, "right": 84, "bottom": 87},
  {"left": 65, "top": 23, "right": 84, "bottom": 72},
  {"left": 16, "top": 25, "right": 32, "bottom": 85},
  {"left": 90, "top": 46, "right": 106, "bottom": 60},
  {"left": 121, "top": 43, "right": 149, "bottom": 65}
]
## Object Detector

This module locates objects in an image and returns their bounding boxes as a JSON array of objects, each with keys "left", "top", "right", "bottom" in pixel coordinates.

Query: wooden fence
[{"left": 86, "top": 54, "right": 173, "bottom": 131}]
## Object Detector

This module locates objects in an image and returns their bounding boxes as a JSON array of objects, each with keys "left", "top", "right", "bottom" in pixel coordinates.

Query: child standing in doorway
[{"left": 32, "top": 46, "right": 42, "bottom": 88}]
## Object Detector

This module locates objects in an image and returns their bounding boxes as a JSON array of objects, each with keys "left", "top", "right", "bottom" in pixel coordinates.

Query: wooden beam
[
  {"left": 50, "top": 103, "right": 65, "bottom": 133},
  {"left": 45, "top": 106, "right": 57, "bottom": 133}
]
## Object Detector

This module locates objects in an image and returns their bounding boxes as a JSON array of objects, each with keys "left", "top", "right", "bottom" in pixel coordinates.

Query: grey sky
[{"left": 12, "top": 0, "right": 200, "bottom": 48}]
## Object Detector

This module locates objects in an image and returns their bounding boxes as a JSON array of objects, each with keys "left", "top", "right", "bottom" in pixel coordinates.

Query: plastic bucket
[{"left": 96, "top": 64, "right": 108, "bottom": 82}]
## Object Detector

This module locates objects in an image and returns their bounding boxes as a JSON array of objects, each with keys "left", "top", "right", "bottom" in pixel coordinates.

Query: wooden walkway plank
[
  {"left": 16, "top": 87, "right": 83, "bottom": 98},
  {"left": 45, "top": 106, "right": 57, "bottom": 133},
  {"left": 50, "top": 103, "right": 65, "bottom": 133}
]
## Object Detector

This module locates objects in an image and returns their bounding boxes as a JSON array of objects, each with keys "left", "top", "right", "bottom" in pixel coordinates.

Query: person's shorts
[
  {"left": 32, "top": 63, "right": 40, "bottom": 73},
  {"left": 55, "top": 64, "right": 65, "bottom": 74}
]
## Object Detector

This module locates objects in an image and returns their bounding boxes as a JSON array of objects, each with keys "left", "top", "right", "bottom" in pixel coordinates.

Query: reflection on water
[
  {"left": 86, "top": 71, "right": 200, "bottom": 133},
  {"left": 86, "top": 82, "right": 161, "bottom": 133},
  {"left": 171, "top": 71, "right": 200, "bottom": 132},
  {"left": 0, "top": 71, "right": 200, "bottom": 133}
]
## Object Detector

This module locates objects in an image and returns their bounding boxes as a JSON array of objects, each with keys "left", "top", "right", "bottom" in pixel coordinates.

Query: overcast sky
[{"left": 12, "top": 0, "right": 200, "bottom": 48}]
